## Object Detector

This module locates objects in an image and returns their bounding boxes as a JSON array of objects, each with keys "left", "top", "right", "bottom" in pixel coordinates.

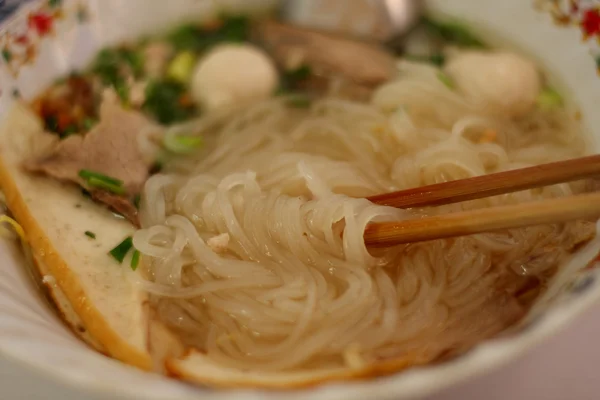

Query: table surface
[{"left": 0, "top": 302, "right": 599, "bottom": 400}]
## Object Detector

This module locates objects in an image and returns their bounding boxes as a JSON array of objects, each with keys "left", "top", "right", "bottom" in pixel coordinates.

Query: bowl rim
[{"left": 0, "top": 1, "right": 599, "bottom": 399}]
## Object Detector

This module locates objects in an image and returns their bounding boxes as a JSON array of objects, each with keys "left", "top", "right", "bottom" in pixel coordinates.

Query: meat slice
[
  {"left": 26, "top": 90, "right": 161, "bottom": 225},
  {"left": 252, "top": 20, "right": 397, "bottom": 93},
  {"left": 91, "top": 190, "right": 140, "bottom": 227}
]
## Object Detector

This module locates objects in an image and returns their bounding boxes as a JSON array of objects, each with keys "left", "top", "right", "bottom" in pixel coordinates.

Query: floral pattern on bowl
[
  {"left": 0, "top": 1, "right": 599, "bottom": 400},
  {"left": 535, "top": 0, "right": 600, "bottom": 73}
]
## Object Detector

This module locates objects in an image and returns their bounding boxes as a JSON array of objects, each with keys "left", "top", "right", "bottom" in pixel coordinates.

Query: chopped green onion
[
  {"left": 79, "top": 170, "right": 126, "bottom": 195},
  {"left": 61, "top": 124, "right": 79, "bottom": 138},
  {"left": 406, "top": 53, "right": 447, "bottom": 67},
  {"left": 163, "top": 133, "right": 203, "bottom": 154},
  {"left": 437, "top": 72, "right": 455, "bottom": 89},
  {"left": 44, "top": 115, "right": 59, "bottom": 134},
  {"left": 84, "top": 231, "right": 96, "bottom": 239},
  {"left": 167, "top": 51, "right": 197, "bottom": 84},
  {"left": 278, "top": 65, "right": 313, "bottom": 93},
  {"left": 422, "top": 17, "right": 486, "bottom": 48},
  {"left": 109, "top": 236, "right": 133, "bottom": 263},
  {"left": 114, "top": 80, "right": 130, "bottom": 104},
  {"left": 143, "top": 79, "right": 197, "bottom": 124},
  {"left": 537, "top": 87, "right": 563, "bottom": 109},
  {"left": 79, "top": 170, "right": 123, "bottom": 186},
  {"left": 287, "top": 95, "right": 312, "bottom": 108},
  {"left": 130, "top": 250, "right": 141, "bottom": 271},
  {"left": 82, "top": 118, "right": 97, "bottom": 131},
  {"left": 87, "top": 177, "right": 126, "bottom": 195},
  {"left": 134, "top": 194, "right": 141, "bottom": 209},
  {"left": 430, "top": 53, "right": 446, "bottom": 67},
  {"left": 167, "top": 16, "right": 250, "bottom": 52}
]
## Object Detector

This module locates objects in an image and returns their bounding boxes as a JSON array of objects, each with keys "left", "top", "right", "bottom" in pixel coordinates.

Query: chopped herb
[
  {"left": 48, "top": 0, "right": 62, "bottom": 7},
  {"left": 167, "top": 15, "right": 250, "bottom": 52},
  {"left": 79, "top": 170, "right": 126, "bottom": 195},
  {"left": 61, "top": 124, "right": 79, "bottom": 138},
  {"left": 163, "top": 133, "right": 203, "bottom": 154},
  {"left": 109, "top": 236, "right": 133, "bottom": 263},
  {"left": 537, "top": 87, "right": 563, "bottom": 109},
  {"left": 82, "top": 118, "right": 97, "bottom": 131},
  {"left": 91, "top": 47, "right": 142, "bottom": 103},
  {"left": 406, "top": 53, "right": 446, "bottom": 67},
  {"left": 2, "top": 49, "right": 12, "bottom": 63},
  {"left": 120, "top": 48, "right": 145, "bottom": 79},
  {"left": 44, "top": 115, "right": 60, "bottom": 134},
  {"left": 133, "top": 194, "right": 141, "bottom": 209},
  {"left": 287, "top": 95, "right": 312, "bottom": 108},
  {"left": 143, "top": 79, "right": 197, "bottom": 124},
  {"left": 87, "top": 177, "right": 127, "bottom": 195},
  {"left": 12, "top": 88, "right": 20, "bottom": 98},
  {"left": 422, "top": 17, "right": 486, "bottom": 48},
  {"left": 278, "top": 65, "right": 313, "bottom": 94},
  {"left": 167, "top": 51, "right": 197, "bottom": 83},
  {"left": 429, "top": 53, "right": 446, "bottom": 67},
  {"left": 130, "top": 250, "right": 140, "bottom": 271},
  {"left": 84, "top": 231, "right": 96, "bottom": 239},
  {"left": 92, "top": 48, "right": 123, "bottom": 85},
  {"left": 78, "top": 170, "right": 123, "bottom": 186},
  {"left": 437, "top": 72, "right": 455, "bottom": 89}
]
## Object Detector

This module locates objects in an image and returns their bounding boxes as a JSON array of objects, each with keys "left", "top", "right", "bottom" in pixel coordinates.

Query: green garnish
[
  {"left": 61, "top": 124, "right": 79, "bottom": 137},
  {"left": 437, "top": 72, "right": 455, "bottom": 89},
  {"left": 78, "top": 170, "right": 123, "bottom": 186},
  {"left": 84, "top": 231, "right": 96, "bottom": 239},
  {"left": 87, "top": 177, "right": 127, "bottom": 195},
  {"left": 143, "top": 79, "right": 196, "bottom": 124},
  {"left": 130, "top": 250, "right": 141, "bottom": 271},
  {"left": 167, "top": 51, "right": 197, "bottom": 83},
  {"left": 406, "top": 53, "right": 446, "bottom": 67},
  {"left": 2, "top": 49, "right": 12, "bottom": 63},
  {"left": 429, "top": 53, "right": 446, "bottom": 67},
  {"left": 167, "top": 15, "right": 250, "bottom": 52},
  {"left": 114, "top": 80, "right": 130, "bottom": 105},
  {"left": 109, "top": 236, "right": 133, "bottom": 263},
  {"left": 91, "top": 47, "right": 143, "bottom": 103},
  {"left": 82, "top": 118, "right": 97, "bottom": 131},
  {"left": 78, "top": 170, "right": 126, "bottom": 195},
  {"left": 134, "top": 194, "right": 141, "bottom": 209},
  {"left": 278, "top": 65, "right": 312, "bottom": 93},
  {"left": 287, "top": 95, "right": 312, "bottom": 108},
  {"left": 422, "top": 17, "right": 486, "bottom": 48},
  {"left": 163, "top": 133, "right": 203, "bottom": 154},
  {"left": 120, "top": 48, "right": 145, "bottom": 79},
  {"left": 537, "top": 87, "right": 563, "bottom": 109}
]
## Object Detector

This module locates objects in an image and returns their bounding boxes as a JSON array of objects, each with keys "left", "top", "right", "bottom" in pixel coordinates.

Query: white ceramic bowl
[{"left": 1, "top": 0, "right": 600, "bottom": 399}]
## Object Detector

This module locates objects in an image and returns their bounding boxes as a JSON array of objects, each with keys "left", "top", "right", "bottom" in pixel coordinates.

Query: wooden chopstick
[
  {"left": 367, "top": 154, "right": 600, "bottom": 209},
  {"left": 364, "top": 191, "right": 600, "bottom": 247}
]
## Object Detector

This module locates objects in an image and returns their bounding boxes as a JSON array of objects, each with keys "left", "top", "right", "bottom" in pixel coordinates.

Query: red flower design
[
  {"left": 28, "top": 12, "right": 54, "bottom": 36},
  {"left": 570, "top": 0, "right": 580, "bottom": 14},
  {"left": 15, "top": 35, "right": 29, "bottom": 45},
  {"left": 581, "top": 8, "right": 600, "bottom": 38}
]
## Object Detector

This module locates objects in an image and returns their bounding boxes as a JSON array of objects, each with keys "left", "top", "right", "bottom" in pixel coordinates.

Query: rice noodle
[{"left": 133, "top": 64, "right": 592, "bottom": 372}]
